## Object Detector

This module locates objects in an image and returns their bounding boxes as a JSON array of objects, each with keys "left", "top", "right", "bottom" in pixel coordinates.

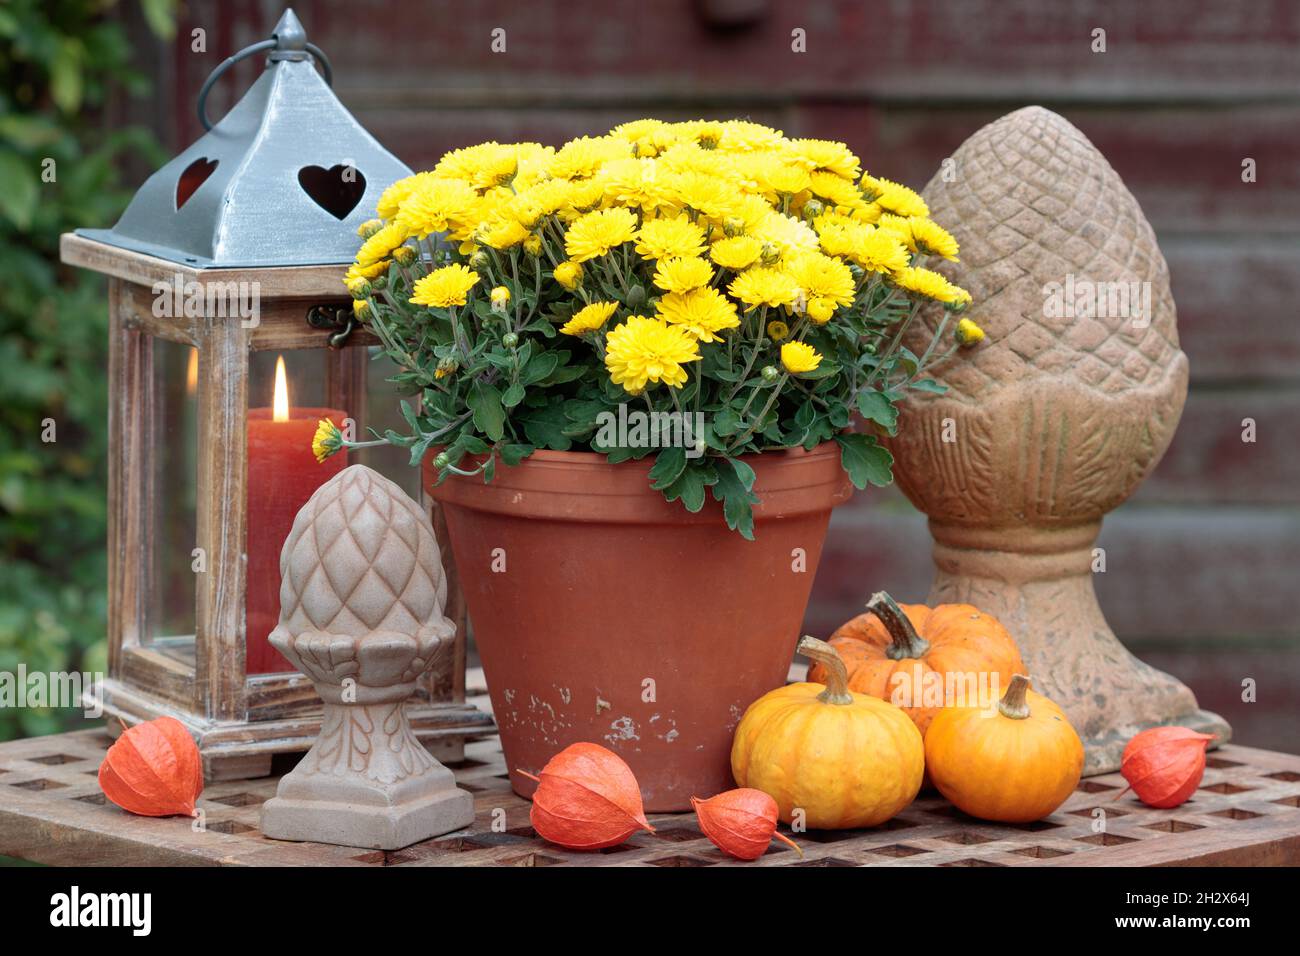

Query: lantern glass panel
[{"left": 147, "top": 338, "right": 199, "bottom": 651}]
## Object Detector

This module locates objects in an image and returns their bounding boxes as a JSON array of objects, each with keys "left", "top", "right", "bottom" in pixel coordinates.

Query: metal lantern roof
[{"left": 78, "top": 8, "right": 412, "bottom": 269}]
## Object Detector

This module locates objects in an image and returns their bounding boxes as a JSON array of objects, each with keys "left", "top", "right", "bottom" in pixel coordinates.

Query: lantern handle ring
[{"left": 197, "top": 38, "right": 334, "bottom": 132}]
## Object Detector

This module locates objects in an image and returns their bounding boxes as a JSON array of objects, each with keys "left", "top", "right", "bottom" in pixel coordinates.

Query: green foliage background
[{"left": 0, "top": 1, "right": 172, "bottom": 739}]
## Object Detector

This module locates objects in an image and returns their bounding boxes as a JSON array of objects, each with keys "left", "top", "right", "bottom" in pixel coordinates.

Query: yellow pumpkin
[
  {"left": 924, "top": 674, "right": 1084, "bottom": 823},
  {"left": 731, "top": 636, "right": 924, "bottom": 830}
]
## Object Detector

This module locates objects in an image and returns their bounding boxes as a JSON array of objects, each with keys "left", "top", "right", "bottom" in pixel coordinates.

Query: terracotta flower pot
[{"left": 424, "top": 442, "right": 852, "bottom": 811}]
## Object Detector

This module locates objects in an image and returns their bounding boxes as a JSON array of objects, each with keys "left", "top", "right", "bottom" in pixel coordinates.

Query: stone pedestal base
[
  {"left": 261, "top": 700, "right": 475, "bottom": 849},
  {"left": 927, "top": 521, "right": 1231, "bottom": 775}
]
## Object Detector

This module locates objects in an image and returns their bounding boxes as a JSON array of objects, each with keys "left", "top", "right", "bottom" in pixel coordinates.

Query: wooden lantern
[{"left": 60, "top": 9, "right": 491, "bottom": 779}]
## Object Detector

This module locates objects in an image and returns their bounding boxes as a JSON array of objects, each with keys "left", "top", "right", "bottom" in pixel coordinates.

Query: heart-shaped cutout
[
  {"left": 176, "top": 156, "right": 218, "bottom": 210},
  {"left": 297, "top": 164, "right": 367, "bottom": 220}
]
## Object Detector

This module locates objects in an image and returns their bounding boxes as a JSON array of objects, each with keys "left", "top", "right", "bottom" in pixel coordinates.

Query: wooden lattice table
[{"left": 2, "top": 728, "right": 1299, "bottom": 866}]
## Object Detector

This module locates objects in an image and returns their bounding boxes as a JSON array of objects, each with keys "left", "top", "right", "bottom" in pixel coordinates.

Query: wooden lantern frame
[{"left": 61, "top": 233, "right": 493, "bottom": 779}]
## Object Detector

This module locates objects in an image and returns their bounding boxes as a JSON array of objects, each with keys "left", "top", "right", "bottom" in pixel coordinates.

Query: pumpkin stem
[
  {"left": 798, "top": 636, "right": 854, "bottom": 705},
  {"left": 866, "top": 591, "right": 931, "bottom": 660},
  {"left": 997, "top": 675, "right": 1032, "bottom": 719},
  {"left": 772, "top": 830, "right": 804, "bottom": 857}
]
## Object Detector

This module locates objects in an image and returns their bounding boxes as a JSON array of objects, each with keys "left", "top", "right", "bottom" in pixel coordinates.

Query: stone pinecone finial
[
  {"left": 884, "top": 105, "right": 1188, "bottom": 525},
  {"left": 270, "top": 464, "right": 453, "bottom": 689}
]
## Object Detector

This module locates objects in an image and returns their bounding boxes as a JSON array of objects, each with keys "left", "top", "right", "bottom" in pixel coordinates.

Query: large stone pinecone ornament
[{"left": 882, "top": 106, "right": 1228, "bottom": 773}]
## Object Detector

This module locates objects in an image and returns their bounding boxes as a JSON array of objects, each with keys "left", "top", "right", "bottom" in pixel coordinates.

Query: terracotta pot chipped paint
[{"left": 425, "top": 443, "right": 852, "bottom": 811}]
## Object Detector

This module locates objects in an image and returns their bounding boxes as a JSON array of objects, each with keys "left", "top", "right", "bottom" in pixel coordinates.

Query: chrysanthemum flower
[
  {"left": 410, "top": 263, "right": 480, "bottom": 308},
  {"left": 656, "top": 287, "right": 740, "bottom": 343},
  {"left": 311, "top": 419, "right": 343, "bottom": 463},
  {"left": 635, "top": 216, "right": 707, "bottom": 260},
  {"left": 861, "top": 174, "right": 929, "bottom": 218},
  {"left": 604, "top": 315, "right": 701, "bottom": 393},
  {"left": 752, "top": 210, "right": 820, "bottom": 258},
  {"left": 787, "top": 252, "right": 856, "bottom": 321},
  {"left": 780, "top": 341, "right": 823, "bottom": 374},
  {"left": 766, "top": 320, "right": 790, "bottom": 341},
  {"left": 788, "top": 139, "right": 861, "bottom": 179},
  {"left": 553, "top": 260, "right": 584, "bottom": 290},
  {"left": 891, "top": 266, "right": 971, "bottom": 306},
  {"left": 907, "top": 217, "right": 960, "bottom": 261},
  {"left": 355, "top": 222, "right": 408, "bottom": 267},
  {"left": 653, "top": 256, "right": 714, "bottom": 293},
  {"left": 396, "top": 177, "right": 478, "bottom": 239},
  {"left": 548, "top": 135, "right": 628, "bottom": 180},
  {"left": 728, "top": 267, "right": 800, "bottom": 310},
  {"left": 479, "top": 217, "right": 531, "bottom": 250},
  {"left": 490, "top": 286, "right": 511, "bottom": 311},
  {"left": 561, "top": 301, "right": 618, "bottom": 336},
  {"left": 955, "top": 317, "right": 985, "bottom": 346},
  {"left": 564, "top": 207, "right": 639, "bottom": 262},
  {"left": 709, "top": 236, "right": 763, "bottom": 271},
  {"left": 852, "top": 229, "right": 911, "bottom": 275}
]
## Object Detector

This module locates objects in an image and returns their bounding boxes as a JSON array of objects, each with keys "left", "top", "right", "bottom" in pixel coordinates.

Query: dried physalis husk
[
  {"left": 519, "top": 742, "right": 654, "bottom": 850},
  {"left": 1118, "top": 727, "right": 1217, "bottom": 808},
  {"left": 692, "top": 788, "right": 802, "bottom": 861},
  {"left": 99, "top": 716, "right": 203, "bottom": 817}
]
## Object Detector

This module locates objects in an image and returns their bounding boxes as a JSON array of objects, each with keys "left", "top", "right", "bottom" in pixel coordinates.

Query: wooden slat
[{"left": 2, "top": 729, "right": 1298, "bottom": 866}]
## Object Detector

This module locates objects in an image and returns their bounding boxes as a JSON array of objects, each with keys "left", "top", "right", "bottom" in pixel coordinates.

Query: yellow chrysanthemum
[
  {"left": 907, "top": 217, "right": 960, "bottom": 261},
  {"left": 728, "top": 267, "right": 800, "bottom": 310},
  {"left": 635, "top": 216, "right": 707, "bottom": 260},
  {"left": 354, "top": 222, "right": 408, "bottom": 268},
  {"left": 478, "top": 216, "right": 532, "bottom": 250},
  {"left": 311, "top": 418, "right": 343, "bottom": 464},
  {"left": 709, "top": 235, "right": 763, "bottom": 271},
  {"left": 807, "top": 170, "right": 867, "bottom": 211},
  {"left": 752, "top": 210, "right": 820, "bottom": 258},
  {"left": 653, "top": 256, "right": 714, "bottom": 293},
  {"left": 356, "top": 218, "right": 384, "bottom": 238},
  {"left": 780, "top": 341, "right": 823, "bottom": 374},
  {"left": 766, "top": 320, "right": 790, "bottom": 342},
  {"left": 553, "top": 260, "right": 584, "bottom": 290},
  {"left": 561, "top": 300, "right": 619, "bottom": 336},
  {"left": 787, "top": 252, "right": 856, "bottom": 322},
  {"left": 788, "top": 139, "right": 861, "bottom": 179},
  {"left": 395, "top": 177, "right": 478, "bottom": 239},
  {"left": 375, "top": 172, "right": 432, "bottom": 221},
  {"left": 548, "top": 135, "right": 628, "bottom": 180},
  {"left": 668, "top": 170, "right": 739, "bottom": 220},
  {"left": 564, "top": 207, "right": 638, "bottom": 262},
  {"left": 409, "top": 263, "right": 480, "bottom": 308},
  {"left": 490, "top": 286, "right": 511, "bottom": 311},
  {"left": 956, "top": 317, "right": 985, "bottom": 346},
  {"left": 852, "top": 229, "right": 912, "bottom": 275},
  {"left": 598, "top": 157, "right": 671, "bottom": 213},
  {"left": 655, "top": 287, "right": 740, "bottom": 343},
  {"left": 604, "top": 315, "right": 701, "bottom": 393},
  {"left": 861, "top": 174, "right": 929, "bottom": 218},
  {"left": 891, "top": 266, "right": 971, "bottom": 306}
]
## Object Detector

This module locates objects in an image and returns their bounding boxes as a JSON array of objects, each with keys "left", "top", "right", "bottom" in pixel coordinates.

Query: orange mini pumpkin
[{"left": 807, "top": 591, "right": 1026, "bottom": 736}]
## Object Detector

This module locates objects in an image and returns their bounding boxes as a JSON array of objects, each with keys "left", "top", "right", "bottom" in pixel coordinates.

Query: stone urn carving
[
  {"left": 260, "top": 464, "right": 474, "bottom": 848},
  {"left": 883, "top": 106, "right": 1229, "bottom": 773}
]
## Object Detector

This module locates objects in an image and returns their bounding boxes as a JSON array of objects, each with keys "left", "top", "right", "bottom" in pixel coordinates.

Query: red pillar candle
[{"left": 245, "top": 358, "right": 347, "bottom": 673}]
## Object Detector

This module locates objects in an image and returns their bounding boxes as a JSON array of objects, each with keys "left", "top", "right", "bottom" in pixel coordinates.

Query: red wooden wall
[{"left": 126, "top": 0, "right": 1300, "bottom": 751}]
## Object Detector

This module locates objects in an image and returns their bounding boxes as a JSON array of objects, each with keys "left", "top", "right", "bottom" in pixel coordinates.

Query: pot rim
[{"left": 424, "top": 440, "right": 853, "bottom": 524}]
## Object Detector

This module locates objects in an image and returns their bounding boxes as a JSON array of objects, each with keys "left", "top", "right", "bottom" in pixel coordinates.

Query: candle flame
[
  {"left": 185, "top": 348, "right": 198, "bottom": 394},
  {"left": 272, "top": 355, "right": 290, "bottom": 422}
]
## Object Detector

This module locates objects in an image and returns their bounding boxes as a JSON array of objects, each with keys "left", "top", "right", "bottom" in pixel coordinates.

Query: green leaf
[
  {"left": 521, "top": 353, "right": 559, "bottom": 385},
  {"left": 467, "top": 381, "right": 506, "bottom": 441},
  {"left": 519, "top": 402, "right": 572, "bottom": 450},
  {"left": 836, "top": 433, "right": 894, "bottom": 490},
  {"left": 499, "top": 443, "right": 533, "bottom": 466},
  {"left": 711, "top": 457, "right": 758, "bottom": 540},
  {"left": 502, "top": 382, "right": 526, "bottom": 408},
  {"left": 648, "top": 447, "right": 687, "bottom": 490},
  {"left": 855, "top": 389, "right": 899, "bottom": 435},
  {"left": 794, "top": 361, "right": 840, "bottom": 380},
  {"left": 711, "top": 407, "right": 742, "bottom": 437},
  {"left": 661, "top": 462, "right": 710, "bottom": 513},
  {"left": 908, "top": 377, "right": 948, "bottom": 395}
]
